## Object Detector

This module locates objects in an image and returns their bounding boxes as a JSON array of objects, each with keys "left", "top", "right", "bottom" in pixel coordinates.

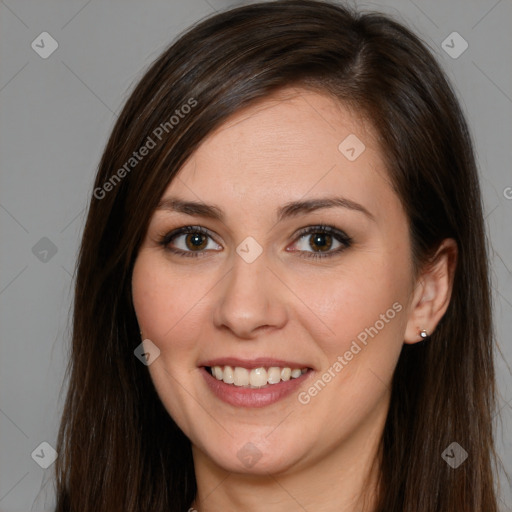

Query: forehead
[{"left": 161, "top": 87, "right": 397, "bottom": 224}]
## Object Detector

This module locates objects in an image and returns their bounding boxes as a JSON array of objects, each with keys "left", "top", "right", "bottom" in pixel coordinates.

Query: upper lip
[{"left": 200, "top": 357, "right": 312, "bottom": 370}]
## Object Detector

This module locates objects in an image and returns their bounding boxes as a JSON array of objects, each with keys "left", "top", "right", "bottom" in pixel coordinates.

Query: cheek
[
  {"left": 131, "top": 253, "right": 208, "bottom": 354},
  {"left": 293, "top": 254, "right": 409, "bottom": 358},
  {"left": 131, "top": 253, "right": 212, "bottom": 431},
  {"left": 290, "top": 264, "right": 407, "bottom": 433}
]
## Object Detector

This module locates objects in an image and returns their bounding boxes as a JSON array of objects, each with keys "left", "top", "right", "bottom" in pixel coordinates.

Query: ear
[{"left": 404, "top": 238, "right": 458, "bottom": 344}]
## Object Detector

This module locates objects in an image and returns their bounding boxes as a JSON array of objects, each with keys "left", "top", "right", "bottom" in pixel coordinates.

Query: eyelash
[{"left": 157, "top": 224, "right": 353, "bottom": 260}]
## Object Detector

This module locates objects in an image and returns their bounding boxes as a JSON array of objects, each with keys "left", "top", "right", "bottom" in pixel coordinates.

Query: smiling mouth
[{"left": 205, "top": 365, "right": 310, "bottom": 388}]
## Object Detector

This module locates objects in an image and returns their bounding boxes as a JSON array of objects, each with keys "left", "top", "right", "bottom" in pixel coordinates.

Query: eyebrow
[{"left": 156, "top": 196, "right": 375, "bottom": 222}]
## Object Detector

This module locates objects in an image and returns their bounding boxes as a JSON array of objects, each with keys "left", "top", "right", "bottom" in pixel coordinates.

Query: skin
[{"left": 131, "top": 87, "right": 457, "bottom": 511}]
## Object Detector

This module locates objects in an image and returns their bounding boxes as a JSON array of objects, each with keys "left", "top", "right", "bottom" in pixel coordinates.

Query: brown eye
[
  {"left": 287, "top": 225, "right": 352, "bottom": 260},
  {"left": 159, "top": 226, "right": 222, "bottom": 257},
  {"left": 309, "top": 233, "right": 333, "bottom": 252},
  {"left": 185, "top": 233, "right": 208, "bottom": 251}
]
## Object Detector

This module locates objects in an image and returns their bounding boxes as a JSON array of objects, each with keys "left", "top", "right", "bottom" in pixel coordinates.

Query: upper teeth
[{"left": 210, "top": 366, "right": 308, "bottom": 388}]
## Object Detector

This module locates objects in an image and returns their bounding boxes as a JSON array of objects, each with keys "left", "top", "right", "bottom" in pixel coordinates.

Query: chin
[{"left": 195, "top": 430, "right": 309, "bottom": 476}]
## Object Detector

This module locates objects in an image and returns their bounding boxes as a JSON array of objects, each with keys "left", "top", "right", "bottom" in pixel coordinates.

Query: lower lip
[{"left": 200, "top": 367, "right": 313, "bottom": 408}]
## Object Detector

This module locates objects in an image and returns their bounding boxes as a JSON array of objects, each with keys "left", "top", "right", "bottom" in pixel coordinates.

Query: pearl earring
[{"left": 419, "top": 329, "right": 428, "bottom": 339}]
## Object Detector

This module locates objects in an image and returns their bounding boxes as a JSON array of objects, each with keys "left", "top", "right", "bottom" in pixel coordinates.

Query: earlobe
[{"left": 404, "top": 238, "right": 458, "bottom": 344}]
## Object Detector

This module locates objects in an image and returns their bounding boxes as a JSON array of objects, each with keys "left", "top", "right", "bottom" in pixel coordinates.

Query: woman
[{"left": 54, "top": 1, "right": 499, "bottom": 510}]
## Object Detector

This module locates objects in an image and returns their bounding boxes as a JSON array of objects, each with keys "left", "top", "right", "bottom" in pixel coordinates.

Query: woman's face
[{"left": 132, "top": 88, "right": 417, "bottom": 476}]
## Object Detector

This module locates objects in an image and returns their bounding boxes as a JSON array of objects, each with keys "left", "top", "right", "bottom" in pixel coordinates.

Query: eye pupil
[
  {"left": 310, "top": 233, "right": 332, "bottom": 252},
  {"left": 186, "top": 233, "right": 207, "bottom": 250}
]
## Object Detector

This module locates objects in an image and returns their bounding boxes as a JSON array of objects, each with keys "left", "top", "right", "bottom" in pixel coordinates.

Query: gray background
[{"left": 0, "top": 0, "right": 511, "bottom": 510}]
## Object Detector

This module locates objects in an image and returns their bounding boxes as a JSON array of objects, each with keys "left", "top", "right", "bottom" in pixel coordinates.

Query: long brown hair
[{"left": 54, "top": 1, "right": 499, "bottom": 510}]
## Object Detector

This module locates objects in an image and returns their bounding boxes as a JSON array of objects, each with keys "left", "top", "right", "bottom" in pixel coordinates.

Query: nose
[{"left": 213, "top": 252, "right": 288, "bottom": 339}]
